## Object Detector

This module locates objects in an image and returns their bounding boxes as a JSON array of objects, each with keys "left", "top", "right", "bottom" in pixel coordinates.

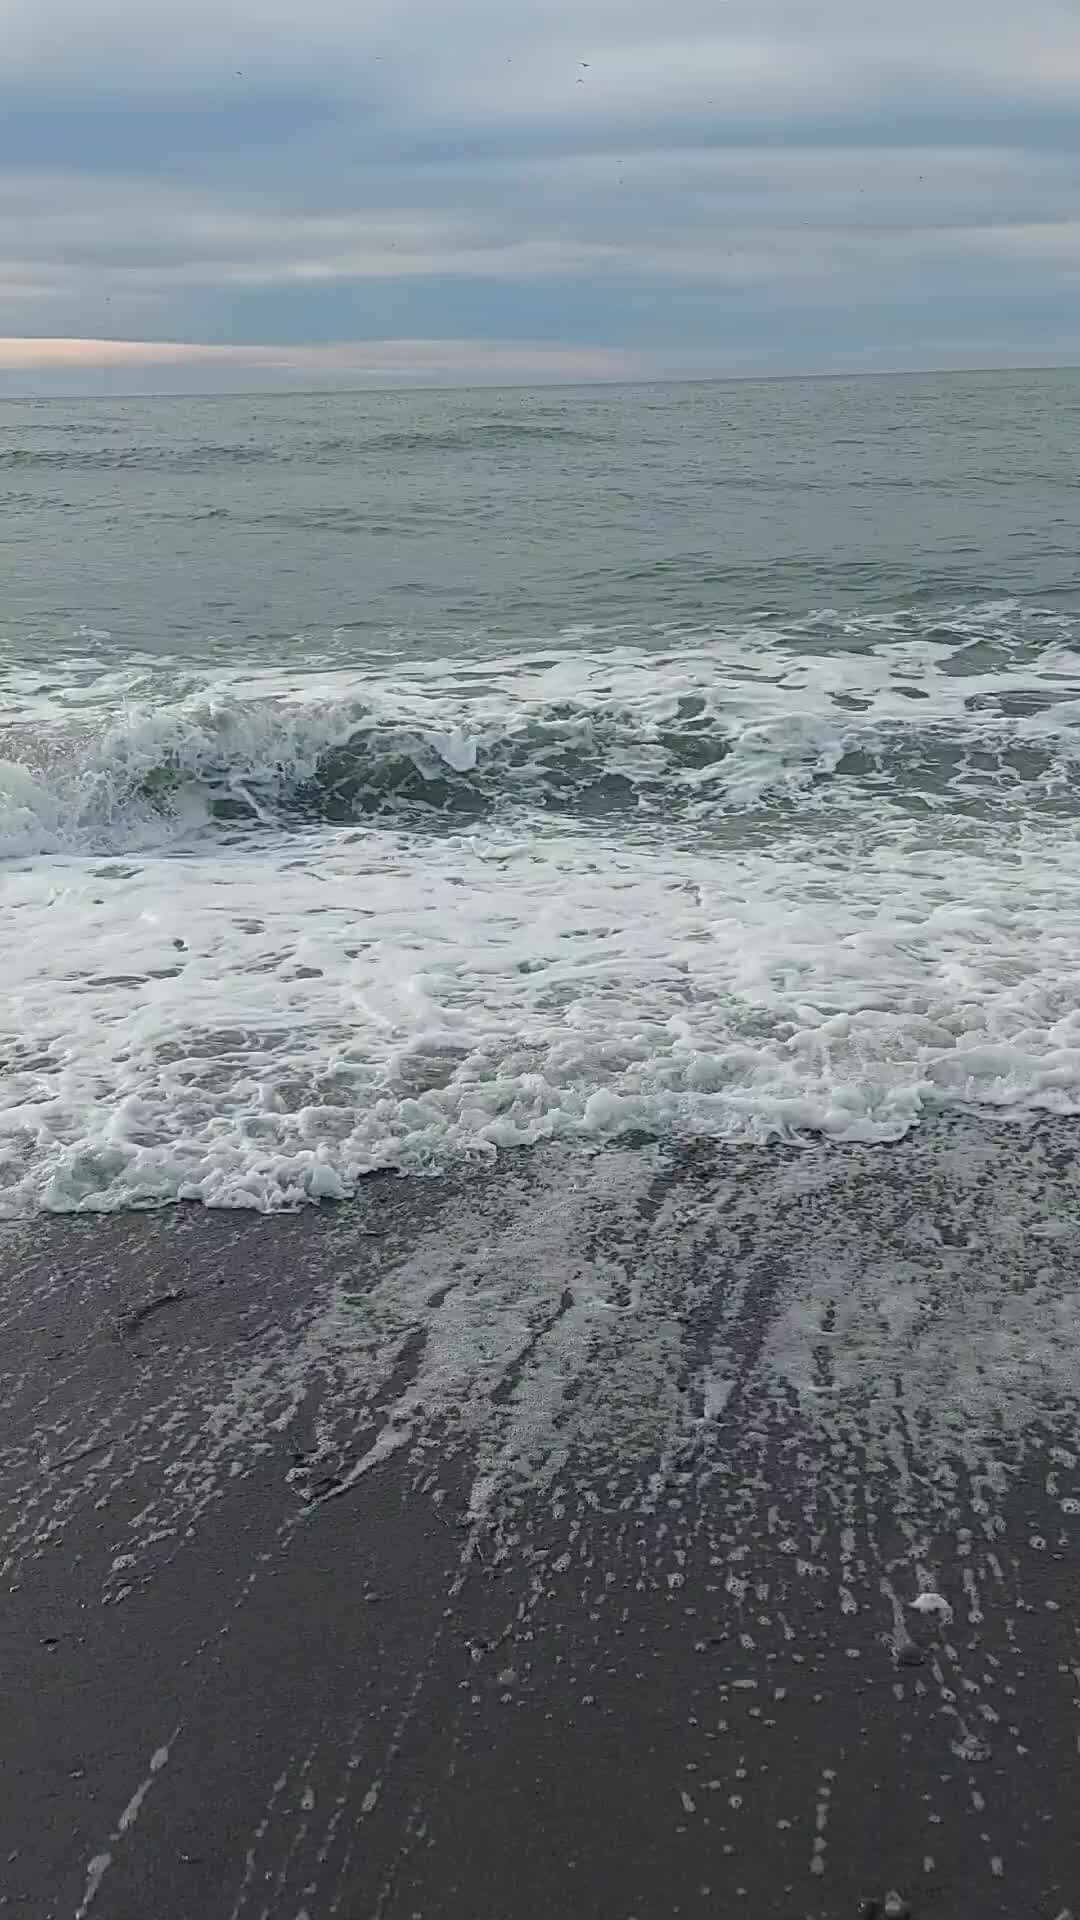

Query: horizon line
[{"left": 1, "top": 357, "right": 1078, "bottom": 405}]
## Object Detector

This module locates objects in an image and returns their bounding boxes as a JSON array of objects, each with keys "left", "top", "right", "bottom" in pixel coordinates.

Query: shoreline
[{"left": 3, "top": 1116, "right": 1080, "bottom": 1917}]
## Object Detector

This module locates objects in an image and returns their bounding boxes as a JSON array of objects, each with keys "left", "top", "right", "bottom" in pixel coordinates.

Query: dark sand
[{"left": 2, "top": 1119, "right": 1080, "bottom": 1919}]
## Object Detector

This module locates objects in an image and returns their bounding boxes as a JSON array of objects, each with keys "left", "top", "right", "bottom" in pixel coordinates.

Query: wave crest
[
  {"left": 1, "top": 689, "right": 744, "bottom": 852},
  {"left": 5, "top": 618, "right": 1080, "bottom": 856}
]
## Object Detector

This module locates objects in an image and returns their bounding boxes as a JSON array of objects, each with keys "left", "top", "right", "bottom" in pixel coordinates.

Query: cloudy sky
[{"left": 1, "top": 0, "right": 1078, "bottom": 390}]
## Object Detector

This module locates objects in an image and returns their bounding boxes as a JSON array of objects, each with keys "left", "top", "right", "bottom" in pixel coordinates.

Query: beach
[
  {"left": 4, "top": 25, "right": 1080, "bottom": 1916},
  {"left": 5, "top": 372, "right": 1080, "bottom": 1915},
  {"left": 4, "top": 1116, "right": 1080, "bottom": 1918}
]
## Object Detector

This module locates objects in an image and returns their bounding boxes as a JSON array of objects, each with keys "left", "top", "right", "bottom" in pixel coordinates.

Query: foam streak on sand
[
  {"left": 5, "top": 1120, "right": 1080, "bottom": 1914},
  {"left": 6, "top": 1124, "right": 1080, "bottom": 1601}
]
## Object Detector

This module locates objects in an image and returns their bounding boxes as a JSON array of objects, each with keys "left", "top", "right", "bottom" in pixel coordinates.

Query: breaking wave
[
  {"left": 6, "top": 620, "right": 1080, "bottom": 1210},
  {"left": 5, "top": 624, "right": 1080, "bottom": 856}
]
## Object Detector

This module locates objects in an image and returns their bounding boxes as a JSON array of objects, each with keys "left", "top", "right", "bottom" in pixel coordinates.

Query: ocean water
[{"left": 3, "top": 368, "right": 1080, "bottom": 1214}]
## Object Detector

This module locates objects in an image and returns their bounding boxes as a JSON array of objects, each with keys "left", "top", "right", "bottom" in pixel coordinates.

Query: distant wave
[
  {"left": 364, "top": 422, "right": 606, "bottom": 454},
  {"left": 0, "top": 442, "right": 270, "bottom": 473},
  {"left": 0, "top": 418, "right": 604, "bottom": 476}
]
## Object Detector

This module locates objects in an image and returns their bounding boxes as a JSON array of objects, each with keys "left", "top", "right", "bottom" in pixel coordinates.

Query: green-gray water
[{"left": 2, "top": 369, "right": 1079, "bottom": 1212}]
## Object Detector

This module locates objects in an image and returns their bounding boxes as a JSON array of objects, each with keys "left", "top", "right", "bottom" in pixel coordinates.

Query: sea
[{"left": 2, "top": 367, "right": 1080, "bottom": 1215}]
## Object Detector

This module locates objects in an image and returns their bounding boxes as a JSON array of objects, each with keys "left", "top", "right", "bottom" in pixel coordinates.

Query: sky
[{"left": 1, "top": 0, "right": 1078, "bottom": 391}]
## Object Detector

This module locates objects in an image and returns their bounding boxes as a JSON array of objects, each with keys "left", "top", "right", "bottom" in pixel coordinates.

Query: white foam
[
  {"left": 4, "top": 613, "right": 1080, "bottom": 1212},
  {"left": 911, "top": 1591, "right": 952, "bottom": 1620}
]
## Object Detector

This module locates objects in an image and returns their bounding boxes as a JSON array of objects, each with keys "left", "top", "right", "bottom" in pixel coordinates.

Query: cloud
[
  {"left": 0, "top": 334, "right": 634, "bottom": 388},
  {"left": 1, "top": 0, "right": 1078, "bottom": 387}
]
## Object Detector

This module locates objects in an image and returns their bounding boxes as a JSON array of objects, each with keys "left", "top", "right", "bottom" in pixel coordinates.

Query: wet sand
[{"left": 2, "top": 1119, "right": 1080, "bottom": 1918}]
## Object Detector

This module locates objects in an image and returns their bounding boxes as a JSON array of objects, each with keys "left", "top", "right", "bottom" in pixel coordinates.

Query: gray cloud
[{"left": 1, "top": 0, "right": 1078, "bottom": 387}]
